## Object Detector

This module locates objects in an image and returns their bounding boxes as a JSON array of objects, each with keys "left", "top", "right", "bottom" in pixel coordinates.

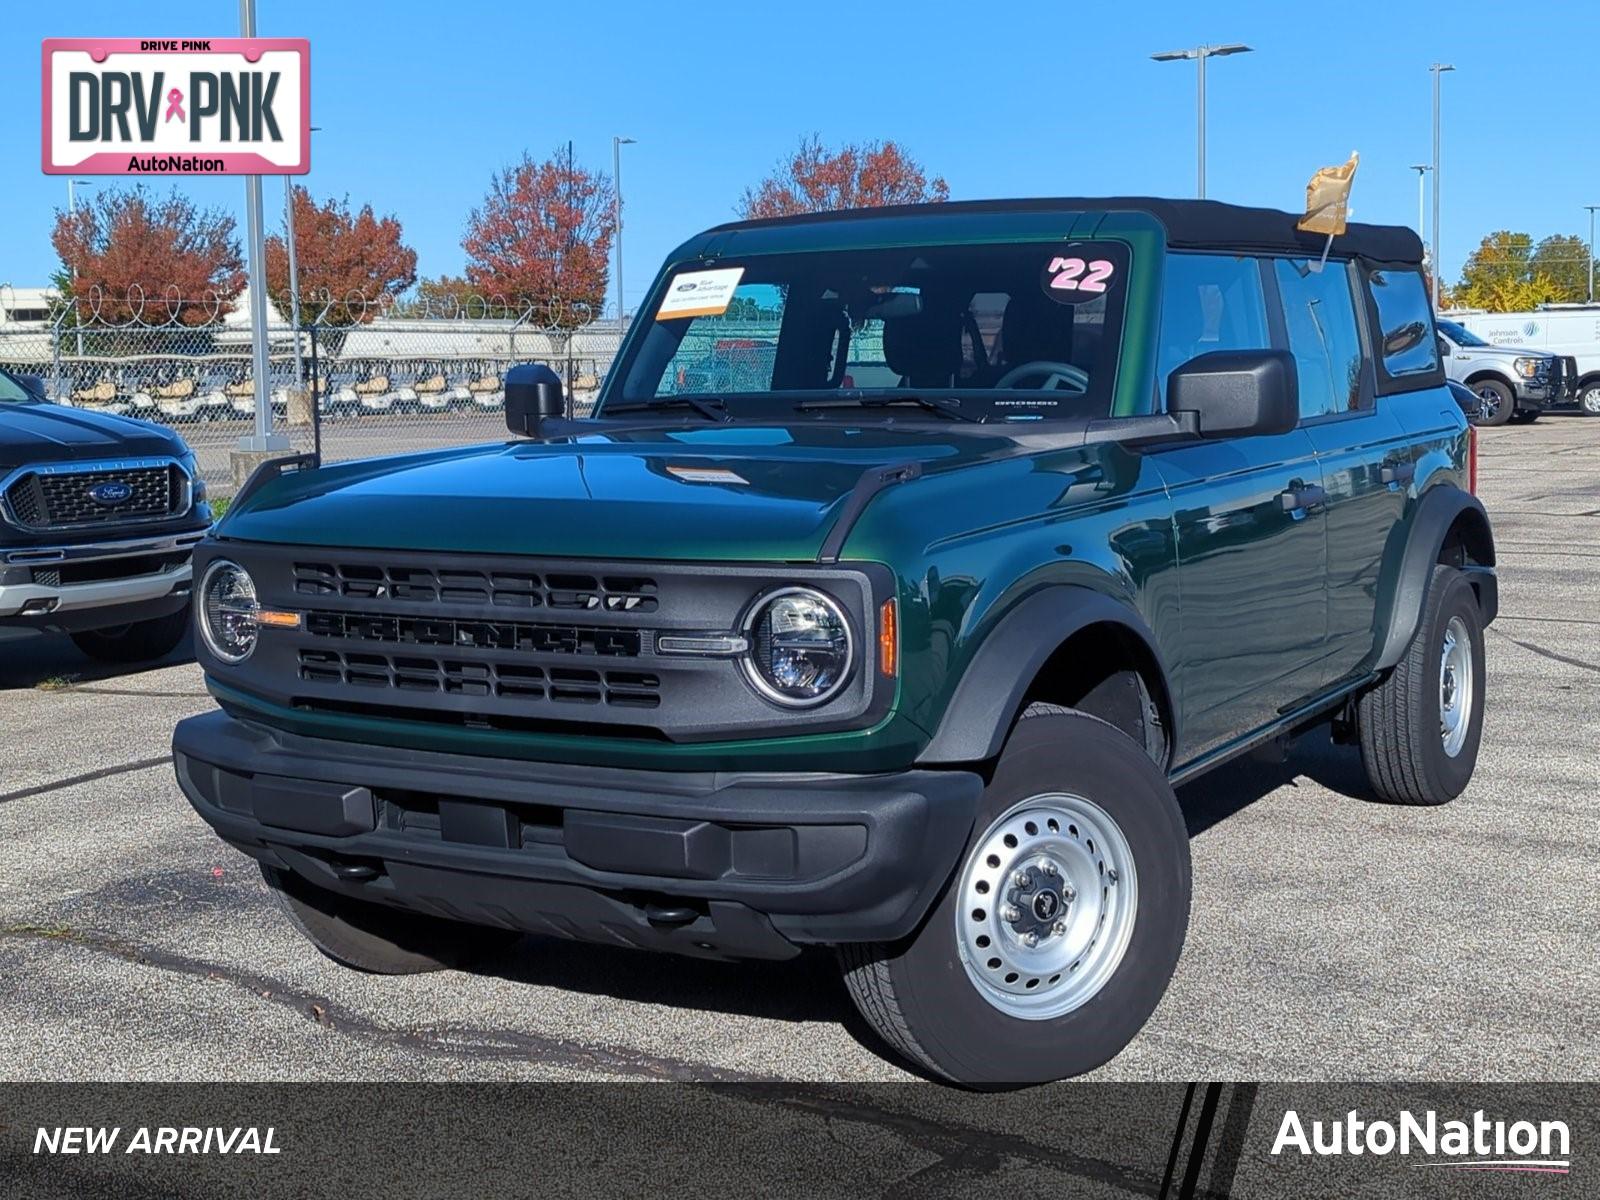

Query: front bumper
[
  {"left": 0, "top": 529, "right": 204, "bottom": 627},
  {"left": 173, "top": 711, "right": 983, "bottom": 959}
]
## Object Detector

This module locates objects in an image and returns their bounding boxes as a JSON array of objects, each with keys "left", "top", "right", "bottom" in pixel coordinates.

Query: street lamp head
[
  {"left": 1151, "top": 49, "right": 1197, "bottom": 61},
  {"left": 1411, "top": 164, "right": 1432, "bottom": 173},
  {"left": 615, "top": 135, "right": 637, "bottom": 146},
  {"left": 1430, "top": 62, "right": 1456, "bottom": 72},
  {"left": 1207, "top": 43, "right": 1253, "bottom": 56}
]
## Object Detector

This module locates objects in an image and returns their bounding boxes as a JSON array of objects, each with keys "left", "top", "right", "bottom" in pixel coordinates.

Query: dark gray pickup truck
[{"left": 0, "top": 369, "right": 211, "bottom": 662}]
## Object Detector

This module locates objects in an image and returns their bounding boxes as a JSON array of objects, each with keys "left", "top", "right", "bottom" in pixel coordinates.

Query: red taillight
[{"left": 1468, "top": 426, "right": 1479, "bottom": 494}]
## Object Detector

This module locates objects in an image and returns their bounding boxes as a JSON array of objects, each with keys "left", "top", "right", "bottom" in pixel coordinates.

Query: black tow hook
[
  {"left": 644, "top": 903, "right": 699, "bottom": 928},
  {"left": 332, "top": 862, "right": 381, "bottom": 882}
]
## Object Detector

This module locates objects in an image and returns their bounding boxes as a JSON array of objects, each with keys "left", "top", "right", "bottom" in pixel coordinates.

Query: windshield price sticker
[
  {"left": 656, "top": 268, "right": 746, "bottom": 320},
  {"left": 1041, "top": 255, "right": 1116, "bottom": 302}
]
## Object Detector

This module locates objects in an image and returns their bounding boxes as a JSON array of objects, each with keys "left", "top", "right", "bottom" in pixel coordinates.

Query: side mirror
[
  {"left": 13, "top": 373, "right": 47, "bottom": 402},
  {"left": 1168, "top": 350, "right": 1298, "bottom": 439},
  {"left": 504, "top": 363, "right": 565, "bottom": 437}
]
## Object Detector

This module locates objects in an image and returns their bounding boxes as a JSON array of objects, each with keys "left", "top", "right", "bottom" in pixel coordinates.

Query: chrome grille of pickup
[
  {"left": 297, "top": 648, "right": 660, "bottom": 708},
  {"left": 4, "top": 464, "right": 182, "bottom": 531},
  {"left": 292, "top": 561, "right": 658, "bottom": 612}
]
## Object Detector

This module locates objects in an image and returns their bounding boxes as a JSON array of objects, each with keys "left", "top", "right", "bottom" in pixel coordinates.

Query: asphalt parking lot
[{"left": 2, "top": 415, "right": 1596, "bottom": 1084}]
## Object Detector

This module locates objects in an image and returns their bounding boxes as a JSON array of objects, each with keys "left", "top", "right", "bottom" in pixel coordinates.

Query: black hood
[{"left": 0, "top": 401, "right": 186, "bottom": 470}]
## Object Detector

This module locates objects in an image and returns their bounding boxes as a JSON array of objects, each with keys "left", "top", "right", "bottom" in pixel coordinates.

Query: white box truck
[{"left": 1455, "top": 306, "right": 1600, "bottom": 416}]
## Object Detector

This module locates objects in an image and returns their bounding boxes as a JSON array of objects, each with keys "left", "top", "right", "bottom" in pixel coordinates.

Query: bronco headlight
[
  {"left": 741, "top": 587, "right": 854, "bottom": 707},
  {"left": 199, "top": 559, "right": 260, "bottom": 663}
]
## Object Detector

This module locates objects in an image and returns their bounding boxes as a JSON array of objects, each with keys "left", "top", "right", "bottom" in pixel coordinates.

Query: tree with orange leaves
[
  {"left": 50, "top": 186, "right": 246, "bottom": 325},
  {"left": 740, "top": 136, "right": 950, "bottom": 219},
  {"left": 461, "top": 147, "right": 616, "bottom": 327},
  {"left": 265, "top": 187, "right": 417, "bottom": 326}
]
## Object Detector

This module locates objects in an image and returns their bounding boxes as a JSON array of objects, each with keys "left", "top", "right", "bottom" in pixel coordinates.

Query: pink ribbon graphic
[{"left": 164, "top": 88, "right": 185, "bottom": 123}]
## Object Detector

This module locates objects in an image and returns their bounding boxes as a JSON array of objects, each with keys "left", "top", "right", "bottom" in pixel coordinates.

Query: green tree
[
  {"left": 1529, "top": 234, "right": 1591, "bottom": 302},
  {"left": 1454, "top": 231, "right": 1563, "bottom": 312}
]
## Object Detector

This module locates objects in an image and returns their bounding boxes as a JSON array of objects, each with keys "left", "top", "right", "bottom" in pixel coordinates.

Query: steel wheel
[
  {"left": 955, "top": 793, "right": 1138, "bottom": 1020},
  {"left": 1439, "top": 614, "right": 1475, "bottom": 758}
]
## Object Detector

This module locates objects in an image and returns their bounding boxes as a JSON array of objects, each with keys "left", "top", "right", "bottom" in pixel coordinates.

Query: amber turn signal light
[
  {"left": 879, "top": 598, "right": 898, "bottom": 677},
  {"left": 254, "top": 609, "right": 302, "bottom": 629}
]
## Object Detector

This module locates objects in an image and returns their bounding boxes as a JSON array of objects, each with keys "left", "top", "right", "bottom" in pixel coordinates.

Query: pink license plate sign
[{"left": 42, "top": 38, "right": 310, "bottom": 175}]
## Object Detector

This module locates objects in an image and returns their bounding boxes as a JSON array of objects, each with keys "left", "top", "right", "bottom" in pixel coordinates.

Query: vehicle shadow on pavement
[
  {"left": 0, "top": 631, "right": 195, "bottom": 692},
  {"left": 1176, "top": 727, "right": 1376, "bottom": 836}
]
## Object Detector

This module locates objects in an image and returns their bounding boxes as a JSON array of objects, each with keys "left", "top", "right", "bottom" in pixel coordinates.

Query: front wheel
[
  {"left": 1470, "top": 379, "right": 1514, "bottom": 426},
  {"left": 69, "top": 604, "right": 190, "bottom": 664},
  {"left": 839, "top": 705, "right": 1190, "bottom": 1086}
]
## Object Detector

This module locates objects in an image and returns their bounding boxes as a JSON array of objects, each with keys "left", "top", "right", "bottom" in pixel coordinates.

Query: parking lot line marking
[{"left": 0, "top": 755, "right": 168, "bottom": 806}]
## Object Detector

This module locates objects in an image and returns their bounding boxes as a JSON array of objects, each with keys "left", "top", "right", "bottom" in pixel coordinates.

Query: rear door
[
  {"left": 1150, "top": 253, "right": 1328, "bottom": 761},
  {"left": 1270, "top": 257, "right": 1411, "bottom": 690}
]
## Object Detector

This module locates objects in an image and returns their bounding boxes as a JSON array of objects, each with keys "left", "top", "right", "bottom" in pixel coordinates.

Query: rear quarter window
[{"left": 1366, "top": 268, "right": 1439, "bottom": 380}]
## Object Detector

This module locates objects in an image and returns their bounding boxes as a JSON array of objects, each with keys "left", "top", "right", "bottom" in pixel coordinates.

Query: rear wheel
[
  {"left": 69, "top": 604, "right": 190, "bottom": 664},
  {"left": 839, "top": 705, "right": 1190, "bottom": 1086},
  {"left": 1357, "top": 565, "right": 1486, "bottom": 805},
  {"left": 1470, "top": 379, "right": 1514, "bottom": 426},
  {"left": 261, "top": 863, "right": 521, "bottom": 974},
  {"left": 1578, "top": 381, "right": 1600, "bottom": 417}
]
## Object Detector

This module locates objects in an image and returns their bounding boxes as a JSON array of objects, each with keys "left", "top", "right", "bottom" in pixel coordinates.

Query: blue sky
[{"left": 4, "top": 0, "right": 1596, "bottom": 312}]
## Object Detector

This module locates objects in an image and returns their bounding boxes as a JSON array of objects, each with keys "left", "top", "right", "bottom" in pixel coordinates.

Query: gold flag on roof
[{"left": 1298, "top": 152, "right": 1360, "bottom": 236}]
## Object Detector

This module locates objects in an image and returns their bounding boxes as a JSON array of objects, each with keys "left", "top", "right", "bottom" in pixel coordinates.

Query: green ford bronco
[{"left": 174, "top": 197, "right": 1496, "bottom": 1085}]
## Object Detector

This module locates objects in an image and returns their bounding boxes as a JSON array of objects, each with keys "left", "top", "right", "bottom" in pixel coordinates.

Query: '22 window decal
[{"left": 1046, "top": 256, "right": 1116, "bottom": 294}]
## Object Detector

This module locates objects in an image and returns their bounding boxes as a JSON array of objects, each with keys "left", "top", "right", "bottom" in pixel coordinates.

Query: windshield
[
  {"left": 605, "top": 240, "right": 1132, "bottom": 422},
  {"left": 1436, "top": 318, "right": 1490, "bottom": 348},
  {"left": 0, "top": 371, "right": 36, "bottom": 403}
]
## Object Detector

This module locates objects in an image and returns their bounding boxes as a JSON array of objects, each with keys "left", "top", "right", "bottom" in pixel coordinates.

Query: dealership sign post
[{"left": 43, "top": 30, "right": 309, "bottom": 453}]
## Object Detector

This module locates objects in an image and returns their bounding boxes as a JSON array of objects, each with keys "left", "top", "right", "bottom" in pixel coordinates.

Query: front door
[{"left": 1149, "top": 252, "right": 1329, "bottom": 762}]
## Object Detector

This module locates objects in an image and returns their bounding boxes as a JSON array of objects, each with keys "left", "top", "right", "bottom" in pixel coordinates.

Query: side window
[
  {"left": 1157, "top": 253, "right": 1270, "bottom": 399},
  {"left": 1366, "top": 268, "right": 1439, "bottom": 379},
  {"left": 1274, "top": 259, "right": 1364, "bottom": 419}
]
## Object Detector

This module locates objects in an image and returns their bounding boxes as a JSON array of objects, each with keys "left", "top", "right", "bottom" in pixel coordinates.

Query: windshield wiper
[
  {"left": 602, "top": 395, "right": 730, "bottom": 421},
  {"left": 796, "top": 394, "right": 980, "bottom": 422}
]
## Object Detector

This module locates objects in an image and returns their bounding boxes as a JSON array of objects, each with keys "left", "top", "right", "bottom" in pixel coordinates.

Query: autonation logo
[{"left": 1272, "top": 1108, "right": 1571, "bottom": 1175}]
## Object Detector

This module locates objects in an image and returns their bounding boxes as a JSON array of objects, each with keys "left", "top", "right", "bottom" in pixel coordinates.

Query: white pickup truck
[{"left": 1452, "top": 307, "right": 1600, "bottom": 419}]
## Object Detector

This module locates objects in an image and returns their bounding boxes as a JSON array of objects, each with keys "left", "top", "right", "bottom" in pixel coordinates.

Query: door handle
[
  {"left": 1279, "top": 484, "right": 1327, "bottom": 513},
  {"left": 1381, "top": 460, "right": 1416, "bottom": 486}
]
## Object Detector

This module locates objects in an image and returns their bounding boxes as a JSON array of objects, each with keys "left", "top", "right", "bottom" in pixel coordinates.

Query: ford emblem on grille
[{"left": 86, "top": 480, "right": 134, "bottom": 507}]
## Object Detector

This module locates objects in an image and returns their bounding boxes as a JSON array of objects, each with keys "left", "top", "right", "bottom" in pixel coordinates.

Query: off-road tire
[
  {"left": 838, "top": 704, "right": 1190, "bottom": 1087},
  {"left": 1357, "top": 565, "right": 1485, "bottom": 805},
  {"left": 1470, "top": 379, "right": 1514, "bottom": 427},
  {"left": 261, "top": 863, "right": 521, "bottom": 974},
  {"left": 69, "top": 605, "right": 190, "bottom": 664}
]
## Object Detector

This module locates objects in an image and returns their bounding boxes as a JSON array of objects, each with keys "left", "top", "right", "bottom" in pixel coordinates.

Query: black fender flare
[
  {"left": 1374, "top": 485, "right": 1497, "bottom": 671},
  {"left": 916, "top": 586, "right": 1176, "bottom": 766}
]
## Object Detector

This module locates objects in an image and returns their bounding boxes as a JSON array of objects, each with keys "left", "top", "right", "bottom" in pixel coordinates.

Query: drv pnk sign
[{"left": 42, "top": 38, "right": 309, "bottom": 175}]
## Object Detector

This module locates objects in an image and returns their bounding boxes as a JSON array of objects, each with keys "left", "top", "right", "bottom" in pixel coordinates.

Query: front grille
[
  {"left": 215, "top": 544, "right": 886, "bottom": 742},
  {"left": 1564, "top": 357, "right": 1579, "bottom": 394},
  {"left": 4, "top": 465, "right": 183, "bottom": 531},
  {"left": 32, "top": 551, "right": 191, "bottom": 588},
  {"left": 297, "top": 648, "right": 661, "bottom": 708},
  {"left": 303, "top": 609, "right": 641, "bottom": 656},
  {"left": 292, "top": 560, "right": 658, "bottom": 612}
]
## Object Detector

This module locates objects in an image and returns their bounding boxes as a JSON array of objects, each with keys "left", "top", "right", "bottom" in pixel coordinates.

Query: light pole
[
  {"left": 67, "top": 179, "right": 91, "bottom": 212},
  {"left": 1585, "top": 205, "right": 1598, "bottom": 305},
  {"left": 1429, "top": 63, "right": 1454, "bottom": 312},
  {"left": 283, "top": 127, "right": 320, "bottom": 392},
  {"left": 1150, "top": 43, "right": 1253, "bottom": 199},
  {"left": 1411, "top": 164, "right": 1432, "bottom": 276},
  {"left": 237, "top": 0, "right": 287, "bottom": 453},
  {"left": 613, "top": 136, "right": 636, "bottom": 333}
]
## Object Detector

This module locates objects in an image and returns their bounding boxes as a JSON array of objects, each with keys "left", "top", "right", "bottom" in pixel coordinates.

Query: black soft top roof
[{"left": 709, "top": 196, "right": 1423, "bottom": 265}]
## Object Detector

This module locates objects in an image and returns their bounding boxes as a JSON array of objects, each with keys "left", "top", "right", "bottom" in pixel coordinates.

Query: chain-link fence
[{"left": 0, "top": 288, "right": 625, "bottom": 495}]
